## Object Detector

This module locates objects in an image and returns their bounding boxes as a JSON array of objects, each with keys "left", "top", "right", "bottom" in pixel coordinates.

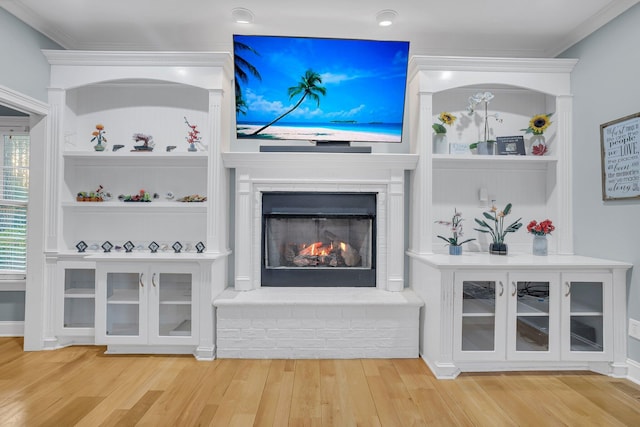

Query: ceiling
[{"left": 1, "top": 0, "right": 638, "bottom": 58}]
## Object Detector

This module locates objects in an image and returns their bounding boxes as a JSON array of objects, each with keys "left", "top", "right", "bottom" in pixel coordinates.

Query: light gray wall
[
  {"left": 560, "top": 3, "right": 640, "bottom": 362},
  {"left": 0, "top": 8, "right": 61, "bottom": 102}
]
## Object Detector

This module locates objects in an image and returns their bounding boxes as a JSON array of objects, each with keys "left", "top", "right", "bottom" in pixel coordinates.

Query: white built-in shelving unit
[
  {"left": 407, "top": 56, "right": 631, "bottom": 378},
  {"left": 42, "top": 50, "right": 233, "bottom": 358}
]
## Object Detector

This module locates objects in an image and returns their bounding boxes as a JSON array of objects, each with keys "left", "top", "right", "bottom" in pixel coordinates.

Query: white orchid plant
[
  {"left": 467, "top": 91, "right": 503, "bottom": 149},
  {"left": 435, "top": 209, "right": 476, "bottom": 247}
]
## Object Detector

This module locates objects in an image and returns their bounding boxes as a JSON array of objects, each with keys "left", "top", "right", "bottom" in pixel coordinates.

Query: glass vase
[
  {"left": 528, "top": 134, "right": 546, "bottom": 155},
  {"left": 489, "top": 243, "right": 508, "bottom": 255},
  {"left": 433, "top": 133, "right": 448, "bottom": 154},
  {"left": 449, "top": 245, "right": 462, "bottom": 255},
  {"left": 532, "top": 234, "right": 548, "bottom": 256},
  {"left": 477, "top": 140, "right": 495, "bottom": 155}
]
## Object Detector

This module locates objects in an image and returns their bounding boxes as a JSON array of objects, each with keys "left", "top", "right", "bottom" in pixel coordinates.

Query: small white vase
[
  {"left": 528, "top": 134, "right": 546, "bottom": 155},
  {"left": 532, "top": 235, "right": 548, "bottom": 256},
  {"left": 433, "top": 133, "right": 448, "bottom": 154}
]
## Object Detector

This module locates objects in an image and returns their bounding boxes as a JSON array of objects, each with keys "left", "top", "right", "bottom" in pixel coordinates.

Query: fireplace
[{"left": 261, "top": 192, "right": 376, "bottom": 287}]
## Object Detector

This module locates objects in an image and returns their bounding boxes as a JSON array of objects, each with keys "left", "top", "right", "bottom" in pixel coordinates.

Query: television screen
[{"left": 233, "top": 35, "right": 410, "bottom": 144}]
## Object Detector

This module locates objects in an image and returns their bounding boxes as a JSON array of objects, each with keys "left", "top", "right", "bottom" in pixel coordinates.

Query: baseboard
[
  {"left": 626, "top": 358, "right": 640, "bottom": 385},
  {"left": 0, "top": 321, "right": 24, "bottom": 336}
]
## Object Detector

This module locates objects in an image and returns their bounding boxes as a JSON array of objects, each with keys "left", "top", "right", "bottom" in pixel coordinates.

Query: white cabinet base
[
  {"left": 411, "top": 253, "right": 631, "bottom": 379},
  {"left": 104, "top": 344, "right": 199, "bottom": 356}
]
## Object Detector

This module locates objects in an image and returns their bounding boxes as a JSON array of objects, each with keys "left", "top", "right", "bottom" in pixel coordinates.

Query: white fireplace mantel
[{"left": 222, "top": 152, "right": 418, "bottom": 291}]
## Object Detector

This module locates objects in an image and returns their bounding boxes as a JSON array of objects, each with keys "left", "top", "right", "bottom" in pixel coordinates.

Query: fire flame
[{"left": 299, "top": 241, "right": 336, "bottom": 256}]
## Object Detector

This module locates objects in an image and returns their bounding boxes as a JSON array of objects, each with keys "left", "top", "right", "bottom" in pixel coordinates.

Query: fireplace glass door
[{"left": 262, "top": 192, "right": 376, "bottom": 287}]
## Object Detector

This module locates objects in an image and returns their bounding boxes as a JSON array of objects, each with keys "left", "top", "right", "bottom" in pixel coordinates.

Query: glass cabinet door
[
  {"left": 63, "top": 268, "right": 95, "bottom": 329},
  {"left": 507, "top": 273, "right": 559, "bottom": 360},
  {"left": 515, "top": 281, "right": 550, "bottom": 351},
  {"left": 96, "top": 264, "right": 148, "bottom": 345},
  {"left": 455, "top": 272, "right": 506, "bottom": 361},
  {"left": 562, "top": 273, "right": 612, "bottom": 360},
  {"left": 570, "top": 282, "right": 603, "bottom": 351},
  {"left": 153, "top": 271, "right": 195, "bottom": 343}
]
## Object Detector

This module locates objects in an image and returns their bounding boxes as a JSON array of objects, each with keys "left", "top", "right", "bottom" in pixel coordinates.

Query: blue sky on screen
[{"left": 234, "top": 35, "right": 409, "bottom": 124}]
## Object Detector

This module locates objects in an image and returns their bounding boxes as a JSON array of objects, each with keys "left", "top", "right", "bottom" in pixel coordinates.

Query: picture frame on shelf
[
  {"left": 449, "top": 143, "right": 471, "bottom": 155},
  {"left": 600, "top": 112, "right": 640, "bottom": 201},
  {"left": 496, "top": 136, "right": 526, "bottom": 156}
]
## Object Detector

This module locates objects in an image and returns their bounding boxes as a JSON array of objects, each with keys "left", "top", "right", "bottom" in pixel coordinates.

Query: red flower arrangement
[
  {"left": 527, "top": 219, "right": 555, "bottom": 236},
  {"left": 532, "top": 144, "right": 548, "bottom": 156}
]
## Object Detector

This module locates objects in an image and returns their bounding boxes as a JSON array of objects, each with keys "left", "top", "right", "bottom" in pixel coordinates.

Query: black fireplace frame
[{"left": 261, "top": 192, "right": 377, "bottom": 287}]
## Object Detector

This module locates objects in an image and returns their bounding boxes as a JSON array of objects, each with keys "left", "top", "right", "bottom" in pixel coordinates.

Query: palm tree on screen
[
  {"left": 234, "top": 40, "right": 261, "bottom": 115},
  {"left": 251, "top": 69, "right": 327, "bottom": 135}
]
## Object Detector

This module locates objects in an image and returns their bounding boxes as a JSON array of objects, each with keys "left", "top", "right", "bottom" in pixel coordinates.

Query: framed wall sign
[{"left": 600, "top": 112, "right": 640, "bottom": 201}]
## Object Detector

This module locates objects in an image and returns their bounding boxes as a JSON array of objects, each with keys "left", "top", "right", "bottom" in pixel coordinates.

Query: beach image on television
[{"left": 233, "top": 35, "right": 410, "bottom": 143}]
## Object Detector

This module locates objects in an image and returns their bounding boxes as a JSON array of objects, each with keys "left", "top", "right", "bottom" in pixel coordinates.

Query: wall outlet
[{"left": 629, "top": 318, "right": 640, "bottom": 340}]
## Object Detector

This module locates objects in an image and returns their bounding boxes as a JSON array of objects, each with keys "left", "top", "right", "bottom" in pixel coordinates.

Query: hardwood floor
[{"left": 1, "top": 338, "right": 640, "bottom": 426}]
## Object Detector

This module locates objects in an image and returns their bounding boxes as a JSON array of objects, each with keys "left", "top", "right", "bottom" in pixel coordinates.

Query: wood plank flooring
[{"left": 1, "top": 337, "right": 640, "bottom": 426}]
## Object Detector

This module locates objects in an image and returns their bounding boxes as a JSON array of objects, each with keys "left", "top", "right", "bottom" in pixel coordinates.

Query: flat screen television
[{"left": 233, "top": 34, "right": 410, "bottom": 144}]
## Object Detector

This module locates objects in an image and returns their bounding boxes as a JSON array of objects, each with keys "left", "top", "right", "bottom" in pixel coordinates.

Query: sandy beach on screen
[{"left": 237, "top": 124, "right": 400, "bottom": 142}]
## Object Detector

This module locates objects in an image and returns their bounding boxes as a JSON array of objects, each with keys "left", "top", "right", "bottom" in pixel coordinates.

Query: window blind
[{"left": 0, "top": 135, "right": 29, "bottom": 272}]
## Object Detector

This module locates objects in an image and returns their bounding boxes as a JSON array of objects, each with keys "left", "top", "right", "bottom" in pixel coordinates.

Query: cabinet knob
[
  {"left": 152, "top": 273, "right": 157, "bottom": 287},
  {"left": 565, "top": 281, "right": 571, "bottom": 297},
  {"left": 139, "top": 273, "right": 144, "bottom": 287},
  {"left": 499, "top": 281, "right": 504, "bottom": 297},
  {"left": 511, "top": 281, "right": 517, "bottom": 297}
]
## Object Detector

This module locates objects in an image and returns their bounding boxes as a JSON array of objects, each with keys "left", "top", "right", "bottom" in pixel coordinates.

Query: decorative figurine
[
  {"left": 76, "top": 241, "right": 88, "bottom": 253},
  {"left": 132, "top": 133, "right": 154, "bottom": 151},
  {"left": 184, "top": 117, "right": 201, "bottom": 152},
  {"left": 148, "top": 241, "right": 160, "bottom": 253},
  {"left": 91, "top": 124, "right": 107, "bottom": 151},
  {"left": 77, "top": 185, "right": 110, "bottom": 202},
  {"left": 121, "top": 189, "right": 152, "bottom": 202},
  {"left": 123, "top": 241, "right": 135, "bottom": 253},
  {"left": 112, "top": 144, "right": 124, "bottom": 151}
]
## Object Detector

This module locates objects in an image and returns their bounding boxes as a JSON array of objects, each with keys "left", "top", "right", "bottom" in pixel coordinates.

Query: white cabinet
[
  {"left": 95, "top": 262, "right": 198, "bottom": 349},
  {"left": 454, "top": 271, "right": 559, "bottom": 363},
  {"left": 413, "top": 254, "right": 630, "bottom": 379},
  {"left": 55, "top": 261, "right": 96, "bottom": 336}
]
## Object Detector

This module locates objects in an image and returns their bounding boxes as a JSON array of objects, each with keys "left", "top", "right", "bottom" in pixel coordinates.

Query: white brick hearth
[
  {"left": 214, "top": 287, "right": 423, "bottom": 358},
  {"left": 220, "top": 152, "right": 421, "bottom": 359}
]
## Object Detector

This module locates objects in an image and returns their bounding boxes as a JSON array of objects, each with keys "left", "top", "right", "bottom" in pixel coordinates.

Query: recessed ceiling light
[
  {"left": 376, "top": 10, "right": 397, "bottom": 27},
  {"left": 232, "top": 7, "right": 254, "bottom": 24}
]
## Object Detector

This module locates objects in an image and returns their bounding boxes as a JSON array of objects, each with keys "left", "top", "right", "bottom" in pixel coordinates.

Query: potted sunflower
[
  {"left": 522, "top": 113, "right": 553, "bottom": 155},
  {"left": 432, "top": 112, "right": 457, "bottom": 154}
]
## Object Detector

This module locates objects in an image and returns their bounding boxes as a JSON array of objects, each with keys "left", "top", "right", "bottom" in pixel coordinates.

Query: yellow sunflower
[
  {"left": 439, "top": 112, "right": 456, "bottom": 126},
  {"left": 433, "top": 111, "right": 457, "bottom": 134},
  {"left": 522, "top": 113, "right": 553, "bottom": 135}
]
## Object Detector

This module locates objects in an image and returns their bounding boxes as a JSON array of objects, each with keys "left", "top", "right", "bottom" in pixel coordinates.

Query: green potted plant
[
  {"left": 435, "top": 209, "right": 475, "bottom": 255},
  {"left": 474, "top": 201, "right": 522, "bottom": 255}
]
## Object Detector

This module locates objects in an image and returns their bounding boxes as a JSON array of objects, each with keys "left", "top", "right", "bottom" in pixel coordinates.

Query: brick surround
[{"left": 214, "top": 287, "right": 423, "bottom": 358}]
